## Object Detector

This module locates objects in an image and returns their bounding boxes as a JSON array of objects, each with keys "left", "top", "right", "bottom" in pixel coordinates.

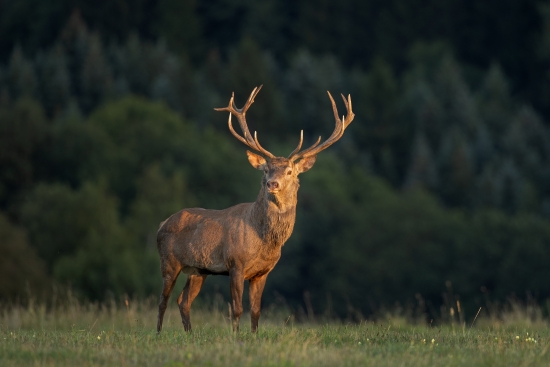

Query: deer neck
[{"left": 251, "top": 182, "right": 298, "bottom": 247}]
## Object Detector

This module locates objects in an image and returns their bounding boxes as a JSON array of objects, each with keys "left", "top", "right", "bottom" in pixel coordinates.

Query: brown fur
[{"left": 156, "top": 155, "right": 314, "bottom": 333}]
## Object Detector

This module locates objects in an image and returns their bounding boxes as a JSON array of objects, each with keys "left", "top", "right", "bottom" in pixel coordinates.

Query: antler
[
  {"left": 288, "top": 91, "right": 355, "bottom": 161},
  {"left": 214, "top": 85, "right": 275, "bottom": 159}
]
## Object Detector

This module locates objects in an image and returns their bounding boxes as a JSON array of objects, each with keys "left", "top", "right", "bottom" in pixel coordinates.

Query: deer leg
[
  {"left": 157, "top": 267, "right": 180, "bottom": 333},
  {"left": 249, "top": 274, "right": 268, "bottom": 333},
  {"left": 177, "top": 274, "right": 207, "bottom": 332},
  {"left": 229, "top": 268, "right": 245, "bottom": 332}
]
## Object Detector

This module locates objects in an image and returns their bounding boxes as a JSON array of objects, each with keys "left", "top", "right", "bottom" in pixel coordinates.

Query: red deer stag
[{"left": 156, "top": 85, "right": 354, "bottom": 333}]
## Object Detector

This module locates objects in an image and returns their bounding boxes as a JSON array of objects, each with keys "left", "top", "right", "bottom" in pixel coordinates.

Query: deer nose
[{"left": 267, "top": 180, "right": 279, "bottom": 190}]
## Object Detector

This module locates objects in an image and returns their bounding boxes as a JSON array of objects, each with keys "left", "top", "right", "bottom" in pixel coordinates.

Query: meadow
[{"left": 1, "top": 295, "right": 549, "bottom": 367}]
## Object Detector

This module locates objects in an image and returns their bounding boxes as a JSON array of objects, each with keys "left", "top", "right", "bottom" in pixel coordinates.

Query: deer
[{"left": 156, "top": 85, "right": 354, "bottom": 333}]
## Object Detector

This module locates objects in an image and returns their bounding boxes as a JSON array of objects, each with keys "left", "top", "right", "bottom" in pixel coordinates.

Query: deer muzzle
[{"left": 266, "top": 180, "right": 280, "bottom": 192}]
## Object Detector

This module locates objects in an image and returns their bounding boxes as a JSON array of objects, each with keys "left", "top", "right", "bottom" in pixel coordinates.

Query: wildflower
[
  {"left": 97, "top": 335, "right": 101, "bottom": 340},
  {"left": 516, "top": 336, "right": 519, "bottom": 339},
  {"left": 431, "top": 339, "right": 435, "bottom": 344}
]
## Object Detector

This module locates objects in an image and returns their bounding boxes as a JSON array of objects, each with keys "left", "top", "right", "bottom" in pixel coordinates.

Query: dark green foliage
[
  {"left": 0, "top": 98, "right": 48, "bottom": 207},
  {"left": 1, "top": 2, "right": 550, "bottom": 319},
  {"left": 0, "top": 212, "right": 47, "bottom": 300}
]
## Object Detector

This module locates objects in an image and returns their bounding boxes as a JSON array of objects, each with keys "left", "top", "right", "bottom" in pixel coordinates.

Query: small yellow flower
[
  {"left": 97, "top": 335, "right": 101, "bottom": 340},
  {"left": 431, "top": 339, "right": 435, "bottom": 344},
  {"left": 516, "top": 336, "right": 519, "bottom": 339}
]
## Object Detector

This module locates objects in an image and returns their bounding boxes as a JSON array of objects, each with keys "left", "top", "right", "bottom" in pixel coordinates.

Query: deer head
[{"left": 214, "top": 85, "right": 355, "bottom": 207}]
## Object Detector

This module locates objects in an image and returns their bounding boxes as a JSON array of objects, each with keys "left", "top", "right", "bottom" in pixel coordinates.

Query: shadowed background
[{"left": 1, "top": 0, "right": 550, "bottom": 321}]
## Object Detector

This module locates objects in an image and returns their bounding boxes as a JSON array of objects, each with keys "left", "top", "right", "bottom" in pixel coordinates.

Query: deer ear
[
  {"left": 295, "top": 155, "right": 317, "bottom": 173},
  {"left": 246, "top": 150, "right": 267, "bottom": 170}
]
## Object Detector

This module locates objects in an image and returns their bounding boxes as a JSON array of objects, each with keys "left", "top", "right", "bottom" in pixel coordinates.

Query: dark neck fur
[{"left": 250, "top": 181, "right": 298, "bottom": 247}]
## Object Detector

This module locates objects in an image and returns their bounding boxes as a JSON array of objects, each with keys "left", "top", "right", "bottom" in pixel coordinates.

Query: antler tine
[
  {"left": 341, "top": 93, "right": 353, "bottom": 129},
  {"left": 328, "top": 91, "right": 343, "bottom": 129},
  {"left": 215, "top": 86, "right": 275, "bottom": 158},
  {"left": 241, "top": 85, "right": 263, "bottom": 113},
  {"left": 287, "top": 130, "right": 304, "bottom": 158},
  {"left": 253, "top": 131, "right": 274, "bottom": 158},
  {"left": 289, "top": 91, "right": 354, "bottom": 162},
  {"left": 227, "top": 113, "right": 249, "bottom": 146}
]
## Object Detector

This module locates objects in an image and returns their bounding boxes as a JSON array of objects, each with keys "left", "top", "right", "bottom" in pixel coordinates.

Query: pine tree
[
  {"left": 475, "top": 164, "right": 501, "bottom": 209},
  {"left": 437, "top": 126, "right": 475, "bottom": 207},
  {"left": 404, "top": 131, "right": 438, "bottom": 191},
  {"left": 496, "top": 158, "right": 525, "bottom": 214},
  {"left": 502, "top": 106, "right": 550, "bottom": 215},
  {"left": 35, "top": 43, "right": 71, "bottom": 117},
  {"left": 472, "top": 123, "right": 495, "bottom": 172},
  {"left": 283, "top": 49, "right": 345, "bottom": 143},
  {"left": 401, "top": 81, "right": 444, "bottom": 152},
  {"left": 119, "top": 34, "right": 149, "bottom": 96},
  {"left": 476, "top": 64, "right": 513, "bottom": 138},
  {"left": 60, "top": 9, "right": 92, "bottom": 95},
  {"left": 7, "top": 45, "right": 37, "bottom": 99},
  {"left": 80, "top": 33, "right": 113, "bottom": 113},
  {"left": 149, "top": 41, "right": 182, "bottom": 111},
  {"left": 434, "top": 55, "right": 481, "bottom": 137}
]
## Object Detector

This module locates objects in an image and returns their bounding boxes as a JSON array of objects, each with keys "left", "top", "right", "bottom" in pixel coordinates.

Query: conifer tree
[
  {"left": 7, "top": 45, "right": 37, "bottom": 99},
  {"left": 437, "top": 126, "right": 475, "bottom": 207},
  {"left": 476, "top": 64, "right": 513, "bottom": 138},
  {"left": 35, "top": 44, "right": 71, "bottom": 117},
  {"left": 80, "top": 33, "right": 113, "bottom": 113},
  {"left": 284, "top": 50, "right": 344, "bottom": 141},
  {"left": 404, "top": 131, "right": 438, "bottom": 191}
]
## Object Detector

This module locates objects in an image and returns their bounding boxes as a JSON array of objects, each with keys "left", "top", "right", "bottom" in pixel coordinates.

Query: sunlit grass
[{"left": 1, "top": 296, "right": 549, "bottom": 367}]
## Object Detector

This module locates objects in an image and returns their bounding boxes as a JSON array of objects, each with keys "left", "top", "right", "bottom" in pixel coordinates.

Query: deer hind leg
[
  {"left": 177, "top": 274, "right": 207, "bottom": 332},
  {"left": 249, "top": 273, "right": 268, "bottom": 333},
  {"left": 229, "top": 268, "right": 245, "bottom": 332},
  {"left": 157, "top": 266, "right": 181, "bottom": 333}
]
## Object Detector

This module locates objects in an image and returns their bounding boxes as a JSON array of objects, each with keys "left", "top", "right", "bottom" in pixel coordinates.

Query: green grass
[{"left": 1, "top": 298, "right": 549, "bottom": 367}]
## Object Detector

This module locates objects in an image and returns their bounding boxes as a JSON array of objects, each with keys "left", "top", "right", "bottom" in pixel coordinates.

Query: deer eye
[{"left": 287, "top": 170, "right": 292, "bottom": 175}]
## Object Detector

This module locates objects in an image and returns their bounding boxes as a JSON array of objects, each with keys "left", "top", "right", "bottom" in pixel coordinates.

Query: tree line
[{"left": 1, "top": 2, "right": 550, "bottom": 319}]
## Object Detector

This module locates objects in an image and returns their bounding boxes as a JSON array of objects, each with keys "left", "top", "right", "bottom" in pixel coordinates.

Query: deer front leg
[
  {"left": 229, "top": 268, "right": 245, "bottom": 332},
  {"left": 249, "top": 273, "right": 268, "bottom": 333},
  {"left": 177, "top": 274, "right": 208, "bottom": 332}
]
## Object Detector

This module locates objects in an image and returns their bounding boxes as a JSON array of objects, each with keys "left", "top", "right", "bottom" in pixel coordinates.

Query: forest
[{"left": 1, "top": 0, "right": 550, "bottom": 320}]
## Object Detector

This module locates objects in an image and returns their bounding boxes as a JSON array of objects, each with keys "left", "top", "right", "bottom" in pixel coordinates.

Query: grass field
[{"left": 1, "top": 296, "right": 549, "bottom": 367}]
